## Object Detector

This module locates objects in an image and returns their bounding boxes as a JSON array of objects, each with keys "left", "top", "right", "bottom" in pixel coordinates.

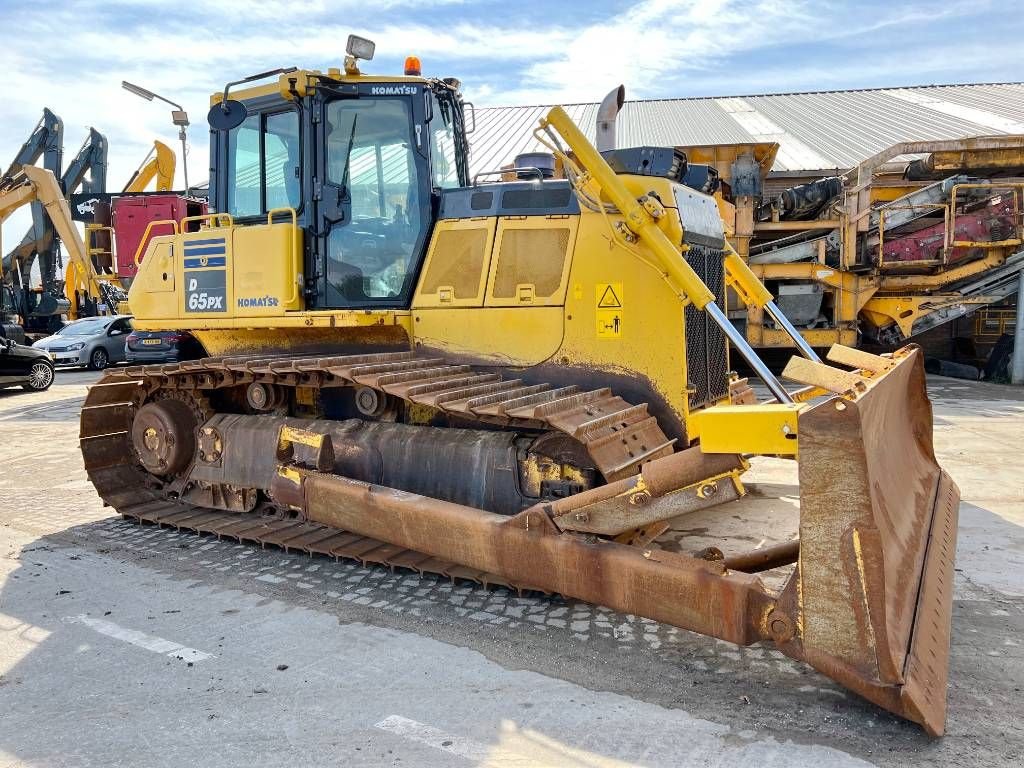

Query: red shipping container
[{"left": 113, "top": 195, "right": 207, "bottom": 279}]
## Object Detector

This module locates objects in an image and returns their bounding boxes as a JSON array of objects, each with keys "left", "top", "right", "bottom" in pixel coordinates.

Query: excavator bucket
[{"left": 779, "top": 343, "right": 959, "bottom": 736}]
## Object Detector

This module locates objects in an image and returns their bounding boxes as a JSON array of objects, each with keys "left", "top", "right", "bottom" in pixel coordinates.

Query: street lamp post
[{"left": 121, "top": 81, "right": 190, "bottom": 193}]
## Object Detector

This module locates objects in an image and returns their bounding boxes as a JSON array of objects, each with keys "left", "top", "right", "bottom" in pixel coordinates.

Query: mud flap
[{"left": 790, "top": 345, "right": 960, "bottom": 735}]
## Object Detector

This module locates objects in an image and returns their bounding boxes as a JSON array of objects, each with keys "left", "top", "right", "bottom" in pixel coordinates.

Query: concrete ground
[{"left": 0, "top": 368, "right": 1022, "bottom": 767}]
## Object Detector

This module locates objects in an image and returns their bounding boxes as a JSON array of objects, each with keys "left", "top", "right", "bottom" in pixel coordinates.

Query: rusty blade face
[
  {"left": 791, "top": 345, "right": 960, "bottom": 736},
  {"left": 293, "top": 470, "right": 780, "bottom": 646}
]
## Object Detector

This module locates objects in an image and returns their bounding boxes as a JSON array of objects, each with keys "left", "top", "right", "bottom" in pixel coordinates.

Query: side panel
[
  {"left": 126, "top": 237, "right": 178, "bottom": 320},
  {"left": 413, "top": 306, "right": 564, "bottom": 364},
  {"left": 130, "top": 223, "right": 303, "bottom": 322},
  {"left": 412, "top": 214, "right": 570, "bottom": 365},
  {"left": 483, "top": 216, "right": 578, "bottom": 307},
  {"left": 232, "top": 224, "right": 303, "bottom": 316},
  {"left": 556, "top": 208, "right": 691, "bottom": 439},
  {"left": 414, "top": 218, "right": 496, "bottom": 308},
  {"left": 409, "top": 188, "right": 696, "bottom": 440}
]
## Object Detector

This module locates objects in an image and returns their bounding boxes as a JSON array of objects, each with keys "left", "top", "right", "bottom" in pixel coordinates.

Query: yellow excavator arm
[
  {"left": 1, "top": 165, "right": 122, "bottom": 309},
  {"left": 123, "top": 140, "right": 176, "bottom": 193}
]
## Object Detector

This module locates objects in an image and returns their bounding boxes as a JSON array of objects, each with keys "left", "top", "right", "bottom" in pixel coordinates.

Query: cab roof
[{"left": 210, "top": 69, "right": 431, "bottom": 106}]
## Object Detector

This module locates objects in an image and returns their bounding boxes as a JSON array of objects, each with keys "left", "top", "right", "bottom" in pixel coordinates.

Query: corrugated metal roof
[{"left": 468, "top": 82, "right": 1024, "bottom": 174}]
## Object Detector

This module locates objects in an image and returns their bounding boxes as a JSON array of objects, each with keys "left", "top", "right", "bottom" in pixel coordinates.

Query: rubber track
[{"left": 79, "top": 352, "right": 677, "bottom": 589}]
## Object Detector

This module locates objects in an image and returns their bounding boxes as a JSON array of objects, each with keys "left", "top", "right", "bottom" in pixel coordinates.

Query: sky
[{"left": 1, "top": 0, "right": 1021, "bottom": 245}]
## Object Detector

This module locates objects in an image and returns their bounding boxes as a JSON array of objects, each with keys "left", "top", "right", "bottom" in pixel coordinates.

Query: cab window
[
  {"left": 226, "top": 110, "right": 300, "bottom": 217},
  {"left": 429, "top": 96, "right": 460, "bottom": 190}
]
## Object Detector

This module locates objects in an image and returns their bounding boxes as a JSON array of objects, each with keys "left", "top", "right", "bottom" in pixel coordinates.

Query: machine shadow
[{"left": 0, "top": 513, "right": 972, "bottom": 764}]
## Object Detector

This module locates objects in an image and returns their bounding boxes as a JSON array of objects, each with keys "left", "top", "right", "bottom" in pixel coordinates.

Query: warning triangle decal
[{"left": 597, "top": 285, "right": 622, "bottom": 308}]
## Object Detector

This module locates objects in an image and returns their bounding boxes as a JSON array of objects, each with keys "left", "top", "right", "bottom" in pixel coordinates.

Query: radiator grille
[{"left": 684, "top": 245, "right": 729, "bottom": 410}]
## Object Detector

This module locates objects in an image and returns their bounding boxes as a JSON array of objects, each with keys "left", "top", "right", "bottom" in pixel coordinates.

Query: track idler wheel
[
  {"left": 131, "top": 399, "right": 198, "bottom": 476},
  {"left": 246, "top": 382, "right": 286, "bottom": 412}
]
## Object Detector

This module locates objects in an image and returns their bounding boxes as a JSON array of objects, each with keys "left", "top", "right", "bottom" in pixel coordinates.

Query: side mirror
[{"left": 208, "top": 99, "right": 248, "bottom": 131}]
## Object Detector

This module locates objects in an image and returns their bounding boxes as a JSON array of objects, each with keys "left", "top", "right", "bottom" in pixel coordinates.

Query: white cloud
[
  {"left": 0, "top": 0, "right": 1014, "bottom": 275},
  {"left": 467, "top": 0, "right": 1007, "bottom": 106}
]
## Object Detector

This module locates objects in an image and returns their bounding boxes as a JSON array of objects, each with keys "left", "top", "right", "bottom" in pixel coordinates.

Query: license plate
[{"left": 142, "top": 338, "right": 163, "bottom": 346}]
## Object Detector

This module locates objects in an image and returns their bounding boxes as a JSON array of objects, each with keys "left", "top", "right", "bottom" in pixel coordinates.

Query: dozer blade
[{"left": 785, "top": 344, "right": 960, "bottom": 736}]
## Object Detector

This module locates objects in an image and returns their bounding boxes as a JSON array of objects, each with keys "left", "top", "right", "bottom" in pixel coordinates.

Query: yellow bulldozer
[{"left": 80, "top": 38, "right": 961, "bottom": 735}]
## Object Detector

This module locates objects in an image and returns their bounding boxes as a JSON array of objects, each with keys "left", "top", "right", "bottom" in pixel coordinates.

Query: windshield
[
  {"left": 324, "top": 98, "right": 426, "bottom": 303},
  {"left": 57, "top": 319, "right": 109, "bottom": 336}
]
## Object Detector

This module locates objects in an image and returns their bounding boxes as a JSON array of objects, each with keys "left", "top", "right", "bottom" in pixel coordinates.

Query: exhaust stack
[{"left": 596, "top": 85, "right": 625, "bottom": 152}]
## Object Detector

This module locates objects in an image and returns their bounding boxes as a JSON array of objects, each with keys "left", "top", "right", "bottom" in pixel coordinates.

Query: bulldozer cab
[{"left": 208, "top": 73, "right": 469, "bottom": 311}]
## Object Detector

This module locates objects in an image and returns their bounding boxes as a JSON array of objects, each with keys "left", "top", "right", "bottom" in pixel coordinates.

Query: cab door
[{"left": 312, "top": 88, "right": 432, "bottom": 310}]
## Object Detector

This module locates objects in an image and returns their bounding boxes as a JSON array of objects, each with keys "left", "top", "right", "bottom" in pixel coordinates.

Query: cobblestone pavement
[{"left": 0, "top": 368, "right": 1021, "bottom": 766}]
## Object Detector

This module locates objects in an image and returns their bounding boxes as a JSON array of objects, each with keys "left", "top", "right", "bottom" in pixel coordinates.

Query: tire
[
  {"left": 23, "top": 361, "right": 54, "bottom": 391},
  {"left": 87, "top": 347, "right": 109, "bottom": 371}
]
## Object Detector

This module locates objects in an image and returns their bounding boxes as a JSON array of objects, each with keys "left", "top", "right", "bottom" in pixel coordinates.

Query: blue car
[{"left": 125, "top": 329, "right": 204, "bottom": 365}]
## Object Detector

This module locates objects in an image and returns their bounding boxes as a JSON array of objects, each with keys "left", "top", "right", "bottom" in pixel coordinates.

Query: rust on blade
[
  {"left": 297, "top": 470, "right": 778, "bottom": 647},
  {"left": 723, "top": 540, "right": 800, "bottom": 573},
  {"left": 792, "top": 345, "right": 960, "bottom": 736},
  {"left": 900, "top": 470, "right": 960, "bottom": 736},
  {"left": 782, "top": 356, "right": 867, "bottom": 394},
  {"left": 542, "top": 447, "right": 746, "bottom": 535},
  {"left": 825, "top": 344, "right": 896, "bottom": 375}
]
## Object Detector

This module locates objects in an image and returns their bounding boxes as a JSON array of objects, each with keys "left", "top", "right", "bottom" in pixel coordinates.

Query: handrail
[
  {"left": 133, "top": 219, "right": 178, "bottom": 266},
  {"left": 949, "top": 182, "right": 1024, "bottom": 249},
  {"left": 267, "top": 207, "right": 300, "bottom": 305},
  {"left": 876, "top": 203, "right": 949, "bottom": 268},
  {"left": 181, "top": 212, "right": 233, "bottom": 230},
  {"left": 472, "top": 167, "right": 544, "bottom": 186}
]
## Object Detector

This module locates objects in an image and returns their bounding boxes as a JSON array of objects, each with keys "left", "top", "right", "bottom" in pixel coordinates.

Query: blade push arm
[{"left": 540, "top": 106, "right": 794, "bottom": 403}]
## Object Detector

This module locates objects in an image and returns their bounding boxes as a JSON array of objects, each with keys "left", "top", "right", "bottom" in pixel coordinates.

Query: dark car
[
  {"left": 0, "top": 337, "right": 55, "bottom": 392},
  {"left": 125, "top": 329, "right": 204, "bottom": 365}
]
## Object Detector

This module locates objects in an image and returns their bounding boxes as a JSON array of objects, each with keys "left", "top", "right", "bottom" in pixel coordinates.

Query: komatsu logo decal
[
  {"left": 368, "top": 85, "right": 418, "bottom": 96},
  {"left": 238, "top": 295, "right": 280, "bottom": 308}
]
